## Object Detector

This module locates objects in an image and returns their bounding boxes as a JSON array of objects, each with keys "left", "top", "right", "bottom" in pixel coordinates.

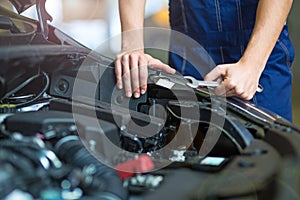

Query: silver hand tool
[{"left": 184, "top": 76, "right": 263, "bottom": 92}]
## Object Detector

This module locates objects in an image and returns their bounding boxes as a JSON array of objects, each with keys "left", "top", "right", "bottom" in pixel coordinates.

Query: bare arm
[
  {"left": 116, "top": 0, "right": 175, "bottom": 98},
  {"left": 118, "top": 0, "right": 146, "bottom": 51},
  {"left": 205, "top": 0, "right": 293, "bottom": 100}
]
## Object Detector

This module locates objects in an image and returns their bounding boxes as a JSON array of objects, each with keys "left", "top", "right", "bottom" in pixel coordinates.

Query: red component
[{"left": 114, "top": 155, "right": 155, "bottom": 179}]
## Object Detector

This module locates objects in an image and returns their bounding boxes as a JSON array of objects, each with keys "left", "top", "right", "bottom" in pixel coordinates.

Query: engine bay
[
  {"left": 1, "top": 2, "right": 300, "bottom": 199},
  {"left": 1, "top": 46, "right": 300, "bottom": 199}
]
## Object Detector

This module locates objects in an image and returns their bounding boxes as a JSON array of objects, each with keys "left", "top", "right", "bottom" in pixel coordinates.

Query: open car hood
[
  {"left": 1, "top": 0, "right": 54, "bottom": 40},
  {"left": 8, "top": 0, "right": 36, "bottom": 13}
]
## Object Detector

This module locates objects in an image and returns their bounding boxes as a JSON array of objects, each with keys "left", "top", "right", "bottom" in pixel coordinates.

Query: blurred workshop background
[{"left": 1, "top": 0, "right": 299, "bottom": 125}]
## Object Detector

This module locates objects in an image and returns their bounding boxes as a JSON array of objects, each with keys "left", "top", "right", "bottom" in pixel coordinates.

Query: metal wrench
[{"left": 184, "top": 76, "right": 263, "bottom": 93}]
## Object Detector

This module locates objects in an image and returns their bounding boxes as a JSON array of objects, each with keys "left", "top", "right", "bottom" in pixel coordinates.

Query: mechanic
[{"left": 114, "top": 0, "right": 294, "bottom": 121}]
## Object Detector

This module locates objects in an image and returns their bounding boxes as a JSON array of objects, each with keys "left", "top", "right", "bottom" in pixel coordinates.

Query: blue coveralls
[{"left": 168, "top": 0, "right": 294, "bottom": 121}]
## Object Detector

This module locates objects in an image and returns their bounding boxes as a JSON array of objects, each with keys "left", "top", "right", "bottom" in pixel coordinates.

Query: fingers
[
  {"left": 214, "top": 79, "right": 256, "bottom": 100},
  {"left": 146, "top": 55, "right": 176, "bottom": 74},
  {"left": 129, "top": 54, "right": 140, "bottom": 98},
  {"left": 214, "top": 79, "right": 235, "bottom": 96},
  {"left": 204, "top": 65, "right": 227, "bottom": 81},
  {"left": 226, "top": 90, "right": 254, "bottom": 100},
  {"left": 206, "top": 64, "right": 258, "bottom": 100},
  {"left": 115, "top": 51, "right": 150, "bottom": 98},
  {"left": 115, "top": 52, "right": 175, "bottom": 98},
  {"left": 153, "top": 61, "right": 176, "bottom": 74},
  {"left": 115, "top": 56, "right": 123, "bottom": 89},
  {"left": 121, "top": 55, "right": 132, "bottom": 97},
  {"left": 139, "top": 56, "right": 148, "bottom": 95}
]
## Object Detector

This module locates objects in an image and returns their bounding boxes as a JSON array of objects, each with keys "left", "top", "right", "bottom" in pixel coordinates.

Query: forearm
[
  {"left": 240, "top": 0, "right": 293, "bottom": 73},
  {"left": 118, "top": 0, "right": 146, "bottom": 51}
]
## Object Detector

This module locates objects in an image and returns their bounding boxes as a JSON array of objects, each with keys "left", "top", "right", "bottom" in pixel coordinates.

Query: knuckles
[
  {"left": 129, "top": 53, "right": 137, "bottom": 61},
  {"left": 138, "top": 56, "right": 147, "bottom": 65},
  {"left": 234, "top": 86, "right": 244, "bottom": 96},
  {"left": 121, "top": 55, "right": 129, "bottom": 65},
  {"left": 226, "top": 80, "right": 237, "bottom": 90}
]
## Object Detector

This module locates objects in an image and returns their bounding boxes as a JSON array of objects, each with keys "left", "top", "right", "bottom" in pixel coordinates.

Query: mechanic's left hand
[{"left": 204, "top": 61, "right": 262, "bottom": 100}]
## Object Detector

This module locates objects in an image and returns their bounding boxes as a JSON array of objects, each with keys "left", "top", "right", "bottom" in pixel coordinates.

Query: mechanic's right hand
[{"left": 115, "top": 50, "right": 176, "bottom": 98}]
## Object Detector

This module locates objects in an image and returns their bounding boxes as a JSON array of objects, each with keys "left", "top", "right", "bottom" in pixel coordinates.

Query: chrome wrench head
[
  {"left": 184, "top": 76, "right": 220, "bottom": 88},
  {"left": 184, "top": 76, "right": 263, "bottom": 93}
]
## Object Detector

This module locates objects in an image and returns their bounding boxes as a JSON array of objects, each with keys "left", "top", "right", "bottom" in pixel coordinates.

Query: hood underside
[{"left": 8, "top": 0, "right": 36, "bottom": 13}]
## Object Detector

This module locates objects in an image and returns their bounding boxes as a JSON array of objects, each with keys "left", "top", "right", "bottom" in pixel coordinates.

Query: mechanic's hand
[
  {"left": 204, "top": 61, "right": 262, "bottom": 100},
  {"left": 115, "top": 50, "right": 176, "bottom": 98}
]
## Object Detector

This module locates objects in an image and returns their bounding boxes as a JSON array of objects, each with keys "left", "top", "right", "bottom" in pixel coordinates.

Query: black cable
[
  {"left": 15, "top": 71, "right": 50, "bottom": 108},
  {"left": 0, "top": 73, "right": 41, "bottom": 102},
  {"left": 0, "top": 71, "right": 50, "bottom": 108}
]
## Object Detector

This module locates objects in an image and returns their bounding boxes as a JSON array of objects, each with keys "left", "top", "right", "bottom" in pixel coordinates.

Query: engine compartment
[
  {"left": 1, "top": 47, "right": 300, "bottom": 199},
  {"left": 1, "top": 4, "right": 300, "bottom": 199}
]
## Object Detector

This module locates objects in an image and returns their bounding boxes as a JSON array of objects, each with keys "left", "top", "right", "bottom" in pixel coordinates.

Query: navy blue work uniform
[{"left": 168, "top": 0, "right": 294, "bottom": 121}]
